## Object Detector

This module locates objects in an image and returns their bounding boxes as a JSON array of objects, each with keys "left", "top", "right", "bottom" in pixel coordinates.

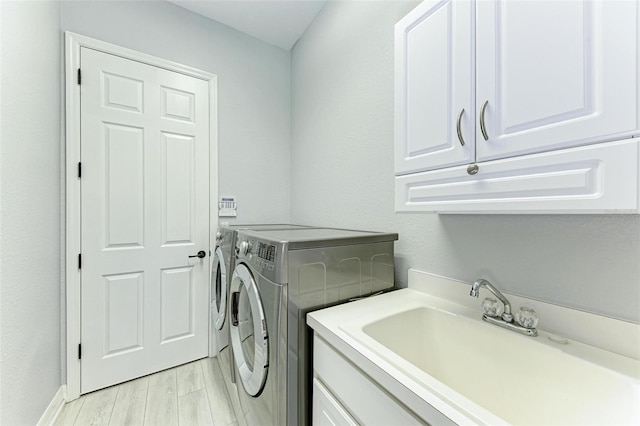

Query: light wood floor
[{"left": 55, "top": 357, "right": 237, "bottom": 426}]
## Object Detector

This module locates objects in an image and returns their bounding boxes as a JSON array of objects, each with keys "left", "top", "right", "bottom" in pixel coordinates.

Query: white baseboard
[{"left": 37, "top": 385, "right": 66, "bottom": 426}]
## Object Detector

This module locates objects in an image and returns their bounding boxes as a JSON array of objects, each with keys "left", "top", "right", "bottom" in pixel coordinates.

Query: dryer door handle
[{"left": 231, "top": 291, "right": 239, "bottom": 326}]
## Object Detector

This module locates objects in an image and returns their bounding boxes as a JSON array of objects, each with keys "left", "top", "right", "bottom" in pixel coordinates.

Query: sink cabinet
[{"left": 394, "top": 0, "right": 640, "bottom": 213}]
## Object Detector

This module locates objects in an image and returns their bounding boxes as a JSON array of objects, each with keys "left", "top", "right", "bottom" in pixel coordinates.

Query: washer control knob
[{"left": 239, "top": 241, "right": 251, "bottom": 256}]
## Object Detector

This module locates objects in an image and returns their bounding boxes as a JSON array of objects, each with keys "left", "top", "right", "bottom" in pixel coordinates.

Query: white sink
[
  {"left": 355, "top": 306, "right": 640, "bottom": 425},
  {"left": 309, "top": 272, "right": 640, "bottom": 424}
]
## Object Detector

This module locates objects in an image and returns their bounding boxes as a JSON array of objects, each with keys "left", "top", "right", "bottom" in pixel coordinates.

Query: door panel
[
  {"left": 497, "top": 1, "right": 591, "bottom": 132},
  {"left": 161, "top": 86, "right": 195, "bottom": 122},
  {"left": 162, "top": 132, "right": 195, "bottom": 245},
  {"left": 161, "top": 267, "right": 195, "bottom": 342},
  {"left": 395, "top": 0, "right": 474, "bottom": 174},
  {"left": 476, "top": 0, "right": 639, "bottom": 161},
  {"left": 80, "top": 47, "right": 209, "bottom": 393},
  {"left": 103, "top": 272, "right": 144, "bottom": 356},
  {"left": 103, "top": 71, "right": 144, "bottom": 112},
  {"left": 103, "top": 123, "right": 144, "bottom": 248}
]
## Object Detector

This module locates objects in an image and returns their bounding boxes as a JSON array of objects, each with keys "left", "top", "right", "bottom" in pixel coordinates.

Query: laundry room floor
[{"left": 54, "top": 357, "right": 238, "bottom": 426}]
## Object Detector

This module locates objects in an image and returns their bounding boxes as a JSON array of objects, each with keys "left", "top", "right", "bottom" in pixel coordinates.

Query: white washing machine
[
  {"left": 210, "top": 224, "right": 312, "bottom": 391},
  {"left": 230, "top": 227, "right": 398, "bottom": 425}
]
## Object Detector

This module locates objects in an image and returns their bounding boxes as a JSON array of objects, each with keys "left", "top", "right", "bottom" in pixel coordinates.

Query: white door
[
  {"left": 476, "top": 0, "right": 639, "bottom": 162},
  {"left": 80, "top": 47, "right": 210, "bottom": 393},
  {"left": 395, "top": 0, "right": 474, "bottom": 175}
]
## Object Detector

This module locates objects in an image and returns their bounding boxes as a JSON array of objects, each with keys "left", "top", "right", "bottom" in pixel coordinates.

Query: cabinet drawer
[
  {"left": 314, "top": 336, "right": 431, "bottom": 425},
  {"left": 313, "top": 378, "right": 358, "bottom": 426},
  {"left": 395, "top": 138, "right": 640, "bottom": 214}
]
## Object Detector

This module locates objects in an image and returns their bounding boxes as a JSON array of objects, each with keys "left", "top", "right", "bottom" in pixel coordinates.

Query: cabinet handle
[
  {"left": 456, "top": 108, "right": 466, "bottom": 146},
  {"left": 480, "top": 100, "right": 489, "bottom": 141},
  {"left": 467, "top": 164, "right": 479, "bottom": 175}
]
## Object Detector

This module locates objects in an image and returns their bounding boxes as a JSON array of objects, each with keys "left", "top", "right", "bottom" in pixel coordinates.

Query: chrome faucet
[
  {"left": 470, "top": 279, "right": 538, "bottom": 337},
  {"left": 470, "top": 279, "right": 513, "bottom": 323}
]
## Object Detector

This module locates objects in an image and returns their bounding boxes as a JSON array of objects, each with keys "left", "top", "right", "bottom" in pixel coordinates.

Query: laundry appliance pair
[
  {"left": 228, "top": 227, "right": 398, "bottom": 426},
  {"left": 210, "top": 224, "right": 311, "bottom": 392}
]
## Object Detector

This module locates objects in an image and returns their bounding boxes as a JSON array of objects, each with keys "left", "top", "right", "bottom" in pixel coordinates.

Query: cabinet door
[
  {"left": 476, "top": 0, "right": 639, "bottom": 162},
  {"left": 395, "top": 0, "right": 474, "bottom": 175}
]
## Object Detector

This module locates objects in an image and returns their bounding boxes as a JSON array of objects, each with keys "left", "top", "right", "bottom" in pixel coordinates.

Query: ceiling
[{"left": 167, "top": 0, "right": 327, "bottom": 50}]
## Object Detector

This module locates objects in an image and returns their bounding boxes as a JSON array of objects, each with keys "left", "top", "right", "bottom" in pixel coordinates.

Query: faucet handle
[
  {"left": 481, "top": 297, "right": 503, "bottom": 317},
  {"left": 515, "top": 306, "right": 539, "bottom": 329}
]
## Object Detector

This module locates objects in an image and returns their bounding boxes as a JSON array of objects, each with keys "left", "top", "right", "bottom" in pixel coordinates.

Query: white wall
[
  {"left": 61, "top": 0, "right": 292, "bottom": 225},
  {"left": 291, "top": 1, "right": 640, "bottom": 323},
  {"left": 0, "top": 1, "right": 62, "bottom": 424}
]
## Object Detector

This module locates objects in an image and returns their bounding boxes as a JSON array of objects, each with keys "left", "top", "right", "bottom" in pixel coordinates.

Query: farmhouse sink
[{"left": 353, "top": 306, "right": 640, "bottom": 425}]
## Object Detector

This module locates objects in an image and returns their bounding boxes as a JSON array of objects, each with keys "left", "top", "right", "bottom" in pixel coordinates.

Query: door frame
[{"left": 65, "top": 32, "right": 218, "bottom": 401}]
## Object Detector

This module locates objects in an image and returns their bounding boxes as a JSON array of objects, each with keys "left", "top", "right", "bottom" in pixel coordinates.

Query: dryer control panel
[
  {"left": 251, "top": 241, "right": 276, "bottom": 272},
  {"left": 257, "top": 242, "right": 276, "bottom": 262},
  {"left": 236, "top": 236, "right": 286, "bottom": 284}
]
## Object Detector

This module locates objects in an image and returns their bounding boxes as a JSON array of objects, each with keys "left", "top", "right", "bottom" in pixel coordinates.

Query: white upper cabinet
[
  {"left": 395, "top": 0, "right": 640, "bottom": 213},
  {"left": 395, "top": 0, "right": 473, "bottom": 175},
  {"left": 475, "top": 0, "right": 639, "bottom": 162}
]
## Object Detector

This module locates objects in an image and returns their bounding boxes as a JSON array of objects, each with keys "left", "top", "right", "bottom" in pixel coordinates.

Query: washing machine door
[
  {"left": 212, "top": 247, "right": 227, "bottom": 330},
  {"left": 230, "top": 263, "right": 269, "bottom": 397}
]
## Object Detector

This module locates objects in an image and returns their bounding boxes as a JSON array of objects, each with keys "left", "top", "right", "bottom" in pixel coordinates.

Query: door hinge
[
  {"left": 78, "top": 343, "right": 82, "bottom": 360},
  {"left": 78, "top": 253, "right": 82, "bottom": 269},
  {"left": 77, "top": 68, "right": 81, "bottom": 85},
  {"left": 78, "top": 162, "right": 82, "bottom": 178}
]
